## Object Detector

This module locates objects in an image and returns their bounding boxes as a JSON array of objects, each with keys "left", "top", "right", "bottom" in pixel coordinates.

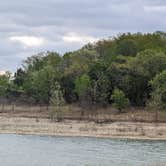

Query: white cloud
[
  {"left": 9, "top": 36, "right": 45, "bottom": 47},
  {"left": 0, "top": 71, "right": 6, "bottom": 75},
  {"left": 0, "top": 0, "right": 165, "bottom": 71},
  {"left": 62, "top": 33, "right": 98, "bottom": 44}
]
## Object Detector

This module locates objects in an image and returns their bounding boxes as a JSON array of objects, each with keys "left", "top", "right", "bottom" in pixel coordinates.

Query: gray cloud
[{"left": 0, "top": 0, "right": 165, "bottom": 71}]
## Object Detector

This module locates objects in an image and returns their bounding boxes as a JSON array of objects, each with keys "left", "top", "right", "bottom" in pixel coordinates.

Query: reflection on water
[{"left": 0, "top": 134, "right": 165, "bottom": 166}]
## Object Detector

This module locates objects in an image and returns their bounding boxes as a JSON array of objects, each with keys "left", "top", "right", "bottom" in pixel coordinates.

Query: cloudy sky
[{"left": 0, "top": 0, "right": 166, "bottom": 71}]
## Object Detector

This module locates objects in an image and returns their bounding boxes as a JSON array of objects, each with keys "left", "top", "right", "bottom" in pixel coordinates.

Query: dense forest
[{"left": 0, "top": 31, "right": 166, "bottom": 112}]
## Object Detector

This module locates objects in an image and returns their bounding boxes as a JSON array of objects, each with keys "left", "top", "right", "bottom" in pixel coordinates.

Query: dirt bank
[{"left": 0, "top": 116, "right": 166, "bottom": 140}]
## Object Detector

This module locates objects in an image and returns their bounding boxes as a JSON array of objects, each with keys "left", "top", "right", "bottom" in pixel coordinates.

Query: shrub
[{"left": 111, "top": 88, "right": 129, "bottom": 112}]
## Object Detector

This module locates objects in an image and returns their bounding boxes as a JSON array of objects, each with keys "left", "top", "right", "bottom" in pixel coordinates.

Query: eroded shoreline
[{"left": 0, "top": 116, "right": 166, "bottom": 140}]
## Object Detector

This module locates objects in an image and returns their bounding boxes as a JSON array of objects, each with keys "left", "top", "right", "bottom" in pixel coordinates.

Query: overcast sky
[{"left": 0, "top": 0, "right": 166, "bottom": 72}]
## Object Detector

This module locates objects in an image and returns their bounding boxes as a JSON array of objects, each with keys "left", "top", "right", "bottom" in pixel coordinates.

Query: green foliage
[
  {"left": 60, "top": 74, "right": 77, "bottom": 103},
  {"left": 116, "top": 39, "right": 138, "bottom": 56},
  {"left": 64, "top": 48, "right": 98, "bottom": 77},
  {"left": 149, "top": 70, "right": 166, "bottom": 110},
  {"left": 0, "top": 72, "right": 11, "bottom": 97},
  {"left": 49, "top": 82, "right": 65, "bottom": 121},
  {"left": 88, "top": 62, "right": 111, "bottom": 105},
  {"left": 14, "top": 68, "right": 25, "bottom": 88},
  {"left": 129, "top": 50, "right": 166, "bottom": 79},
  {"left": 75, "top": 74, "right": 91, "bottom": 100},
  {"left": 111, "top": 88, "right": 129, "bottom": 112},
  {"left": 20, "top": 52, "right": 63, "bottom": 104},
  {"left": 109, "top": 49, "right": 166, "bottom": 106},
  {"left": 23, "top": 66, "right": 57, "bottom": 104},
  {"left": 115, "top": 32, "right": 166, "bottom": 52},
  {"left": 6, "top": 31, "right": 166, "bottom": 112}
]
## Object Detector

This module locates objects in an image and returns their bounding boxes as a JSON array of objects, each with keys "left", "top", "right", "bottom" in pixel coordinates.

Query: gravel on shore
[{"left": 0, "top": 116, "right": 166, "bottom": 140}]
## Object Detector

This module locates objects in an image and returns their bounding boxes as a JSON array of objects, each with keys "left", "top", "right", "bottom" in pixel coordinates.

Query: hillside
[{"left": 0, "top": 32, "right": 166, "bottom": 120}]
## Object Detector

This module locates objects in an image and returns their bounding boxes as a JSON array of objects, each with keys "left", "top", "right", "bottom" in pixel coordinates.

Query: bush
[{"left": 111, "top": 88, "right": 129, "bottom": 112}]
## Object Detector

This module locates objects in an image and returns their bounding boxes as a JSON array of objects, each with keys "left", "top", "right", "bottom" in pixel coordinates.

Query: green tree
[
  {"left": 21, "top": 51, "right": 63, "bottom": 104},
  {"left": 4, "top": 32, "right": 166, "bottom": 111},
  {"left": 49, "top": 82, "right": 65, "bottom": 122},
  {"left": 111, "top": 88, "right": 129, "bottom": 112},
  {"left": 14, "top": 68, "right": 26, "bottom": 88},
  {"left": 60, "top": 73, "right": 77, "bottom": 103},
  {"left": 116, "top": 39, "right": 138, "bottom": 56},
  {"left": 149, "top": 70, "right": 166, "bottom": 110},
  {"left": 109, "top": 49, "right": 166, "bottom": 106},
  {"left": 0, "top": 72, "right": 11, "bottom": 97},
  {"left": 75, "top": 74, "right": 91, "bottom": 107},
  {"left": 23, "top": 66, "right": 57, "bottom": 104},
  {"left": 64, "top": 48, "right": 98, "bottom": 77},
  {"left": 88, "top": 62, "right": 111, "bottom": 106}
]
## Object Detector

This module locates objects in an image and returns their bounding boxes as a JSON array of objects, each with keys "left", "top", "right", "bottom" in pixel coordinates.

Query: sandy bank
[{"left": 0, "top": 116, "right": 166, "bottom": 140}]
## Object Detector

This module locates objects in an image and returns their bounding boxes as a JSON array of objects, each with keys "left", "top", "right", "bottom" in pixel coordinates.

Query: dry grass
[{"left": 0, "top": 104, "right": 165, "bottom": 123}]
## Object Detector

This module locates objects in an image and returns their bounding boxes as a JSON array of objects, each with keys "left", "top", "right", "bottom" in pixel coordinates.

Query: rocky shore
[{"left": 0, "top": 116, "right": 166, "bottom": 140}]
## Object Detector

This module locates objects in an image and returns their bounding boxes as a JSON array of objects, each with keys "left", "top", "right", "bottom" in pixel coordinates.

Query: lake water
[{"left": 0, "top": 134, "right": 166, "bottom": 166}]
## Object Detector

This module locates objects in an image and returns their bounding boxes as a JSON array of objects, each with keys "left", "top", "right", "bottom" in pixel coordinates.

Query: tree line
[{"left": 0, "top": 31, "right": 166, "bottom": 112}]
